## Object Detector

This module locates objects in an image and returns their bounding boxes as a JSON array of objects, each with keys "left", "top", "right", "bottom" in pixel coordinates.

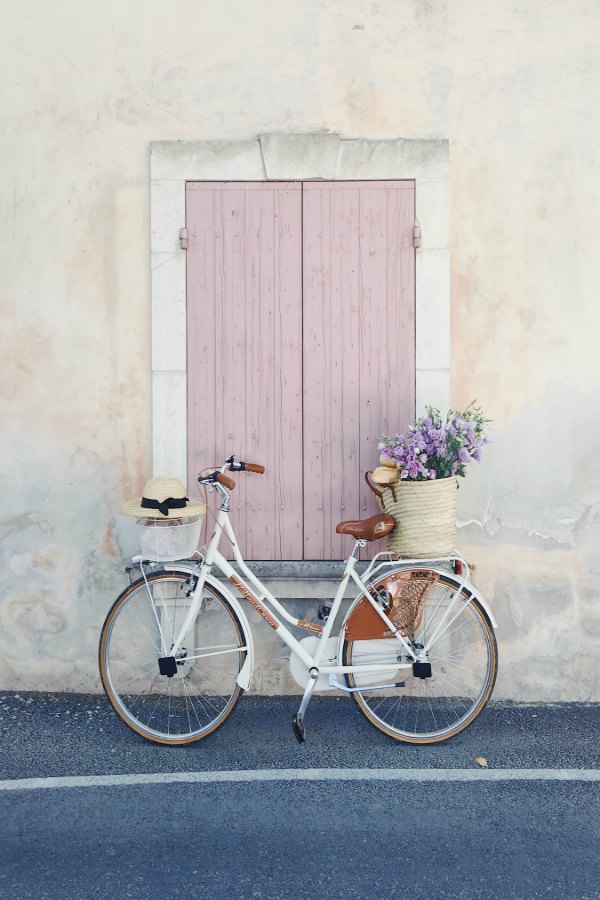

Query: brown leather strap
[
  {"left": 216, "top": 473, "right": 236, "bottom": 490},
  {"left": 245, "top": 463, "right": 265, "bottom": 474},
  {"left": 364, "top": 470, "right": 383, "bottom": 500}
]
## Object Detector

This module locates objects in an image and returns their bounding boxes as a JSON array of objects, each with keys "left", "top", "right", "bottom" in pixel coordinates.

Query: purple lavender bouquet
[{"left": 377, "top": 402, "right": 492, "bottom": 481}]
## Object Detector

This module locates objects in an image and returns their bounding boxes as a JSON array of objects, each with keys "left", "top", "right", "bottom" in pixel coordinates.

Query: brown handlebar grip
[
  {"left": 216, "top": 473, "right": 236, "bottom": 490},
  {"left": 245, "top": 463, "right": 265, "bottom": 474}
]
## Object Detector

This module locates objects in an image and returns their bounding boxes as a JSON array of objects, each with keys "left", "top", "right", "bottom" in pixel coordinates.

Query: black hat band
[{"left": 140, "top": 496, "right": 189, "bottom": 517}]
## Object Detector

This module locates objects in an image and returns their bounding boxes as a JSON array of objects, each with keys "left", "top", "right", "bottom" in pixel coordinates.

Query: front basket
[{"left": 136, "top": 515, "right": 203, "bottom": 562}]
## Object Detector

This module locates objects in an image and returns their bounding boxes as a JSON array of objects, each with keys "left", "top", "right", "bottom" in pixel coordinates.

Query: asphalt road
[{"left": 1, "top": 694, "right": 599, "bottom": 900}]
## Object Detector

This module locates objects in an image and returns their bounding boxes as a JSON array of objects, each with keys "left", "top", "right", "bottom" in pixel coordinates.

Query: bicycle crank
[{"left": 291, "top": 667, "right": 319, "bottom": 743}]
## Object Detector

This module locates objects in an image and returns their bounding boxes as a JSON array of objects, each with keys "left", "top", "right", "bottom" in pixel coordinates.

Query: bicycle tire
[
  {"left": 342, "top": 570, "right": 498, "bottom": 744},
  {"left": 99, "top": 570, "right": 246, "bottom": 745}
]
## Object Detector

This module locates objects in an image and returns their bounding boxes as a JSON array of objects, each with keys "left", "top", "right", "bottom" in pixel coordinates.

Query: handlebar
[
  {"left": 224, "top": 455, "right": 265, "bottom": 475},
  {"left": 216, "top": 473, "right": 236, "bottom": 490},
  {"left": 244, "top": 462, "right": 265, "bottom": 474},
  {"left": 198, "top": 456, "right": 266, "bottom": 490}
]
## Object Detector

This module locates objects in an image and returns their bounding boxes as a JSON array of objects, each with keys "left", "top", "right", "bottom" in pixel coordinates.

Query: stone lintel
[{"left": 259, "top": 132, "right": 341, "bottom": 180}]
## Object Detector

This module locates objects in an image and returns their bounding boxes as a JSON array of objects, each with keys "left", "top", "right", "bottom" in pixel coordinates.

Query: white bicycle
[{"left": 99, "top": 456, "right": 498, "bottom": 745}]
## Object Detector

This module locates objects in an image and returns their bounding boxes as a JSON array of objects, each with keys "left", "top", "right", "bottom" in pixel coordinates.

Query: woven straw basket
[{"left": 368, "top": 474, "right": 458, "bottom": 559}]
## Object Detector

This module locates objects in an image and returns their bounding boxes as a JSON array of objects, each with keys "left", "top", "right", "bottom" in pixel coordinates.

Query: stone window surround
[{"left": 150, "top": 132, "right": 450, "bottom": 493}]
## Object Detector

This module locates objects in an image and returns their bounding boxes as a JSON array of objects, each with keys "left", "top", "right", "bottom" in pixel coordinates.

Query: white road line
[{"left": 0, "top": 768, "right": 599, "bottom": 793}]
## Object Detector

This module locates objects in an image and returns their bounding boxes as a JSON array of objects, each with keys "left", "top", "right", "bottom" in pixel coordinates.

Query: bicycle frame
[
  {"left": 147, "top": 480, "right": 494, "bottom": 695},
  {"left": 165, "top": 501, "right": 411, "bottom": 674}
]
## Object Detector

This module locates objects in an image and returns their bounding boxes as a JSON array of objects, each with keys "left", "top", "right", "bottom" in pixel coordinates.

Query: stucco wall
[{"left": 1, "top": 0, "right": 598, "bottom": 699}]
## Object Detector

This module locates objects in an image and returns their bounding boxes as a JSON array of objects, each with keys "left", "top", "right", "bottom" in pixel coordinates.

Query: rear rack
[{"left": 362, "top": 551, "right": 470, "bottom": 585}]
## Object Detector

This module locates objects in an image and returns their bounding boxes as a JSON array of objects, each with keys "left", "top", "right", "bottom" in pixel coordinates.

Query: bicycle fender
[{"left": 162, "top": 565, "right": 255, "bottom": 690}]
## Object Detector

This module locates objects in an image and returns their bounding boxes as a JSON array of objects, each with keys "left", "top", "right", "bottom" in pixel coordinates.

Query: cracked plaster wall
[{"left": 1, "top": 0, "right": 599, "bottom": 699}]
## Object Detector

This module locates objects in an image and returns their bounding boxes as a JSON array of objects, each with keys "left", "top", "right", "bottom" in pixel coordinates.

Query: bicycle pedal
[
  {"left": 317, "top": 605, "right": 331, "bottom": 621},
  {"left": 413, "top": 661, "right": 432, "bottom": 679},
  {"left": 158, "top": 656, "right": 178, "bottom": 677},
  {"left": 292, "top": 713, "right": 307, "bottom": 743}
]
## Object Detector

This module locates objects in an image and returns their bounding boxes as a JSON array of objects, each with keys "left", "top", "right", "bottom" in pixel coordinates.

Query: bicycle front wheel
[
  {"left": 342, "top": 572, "right": 497, "bottom": 744},
  {"left": 99, "top": 571, "right": 246, "bottom": 745}
]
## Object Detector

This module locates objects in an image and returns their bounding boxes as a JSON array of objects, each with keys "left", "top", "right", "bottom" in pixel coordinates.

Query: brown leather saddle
[{"left": 335, "top": 513, "right": 395, "bottom": 542}]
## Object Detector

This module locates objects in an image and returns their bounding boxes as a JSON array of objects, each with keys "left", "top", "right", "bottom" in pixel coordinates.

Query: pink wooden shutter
[
  {"left": 186, "top": 182, "right": 303, "bottom": 560},
  {"left": 187, "top": 180, "right": 415, "bottom": 561},
  {"left": 302, "top": 181, "right": 415, "bottom": 560}
]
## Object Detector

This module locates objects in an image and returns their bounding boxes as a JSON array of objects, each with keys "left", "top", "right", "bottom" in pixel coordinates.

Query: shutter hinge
[
  {"left": 179, "top": 227, "right": 189, "bottom": 250},
  {"left": 413, "top": 222, "right": 422, "bottom": 249}
]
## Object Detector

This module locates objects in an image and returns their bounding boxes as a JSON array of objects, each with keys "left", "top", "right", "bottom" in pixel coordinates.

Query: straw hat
[{"left": 122, "top": 477, "right": 206, "bottom": 520}]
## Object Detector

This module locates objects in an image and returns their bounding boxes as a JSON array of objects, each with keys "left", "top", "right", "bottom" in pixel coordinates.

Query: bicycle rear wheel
[
  {"left": 342, "top": 571, "right": 497, "bottom": 744},
  {"left": 99, "top": 571, "right": 246, "bottom": 744}
]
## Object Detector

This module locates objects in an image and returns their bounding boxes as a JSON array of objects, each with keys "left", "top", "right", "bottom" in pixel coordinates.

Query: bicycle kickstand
[{"left": 292, "top": 667, "right": 319, "bottom": 743}]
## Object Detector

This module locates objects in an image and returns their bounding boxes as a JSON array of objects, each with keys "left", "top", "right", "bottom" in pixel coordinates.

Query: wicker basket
[{"left": 367, "top": 473, "right": 458, "bottom": 559}]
